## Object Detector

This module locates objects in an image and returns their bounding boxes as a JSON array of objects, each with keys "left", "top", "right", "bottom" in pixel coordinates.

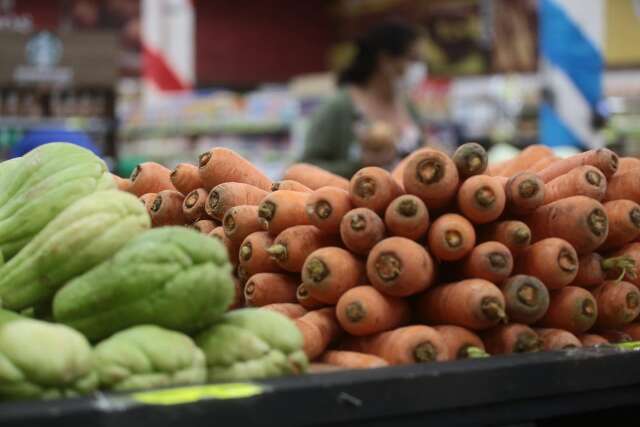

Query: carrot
[
  {"left": 302, "top": 247, "right": 365, "bottom": 304},
  {"left": 270, "top": 180, "right": 312, "bottom": 193},
  {"left": 621, "top": 323, "right": 640, "bottom": 340},
  {"left": 500, "top": 275, "right": 550, "bottom": 325},
  {"left": 340, "top": 325, "right": 449, "bottom": 364},
  {"left": 258, "top": 190, "right": 310, "bottom": 236},
  {"left": 592, "top": 280, "right": 640, "bottom": 329},
  {"left": 402, "top": 148, "right": 460, "bottom": 209},
  {"left": 223, "top": 205, "right": 261, "bottom": 245},
  {"left": 503, "top": 172, "right": 546, "bottom": 215},
  {"left": 261, "top": 303, "right": 308, "bottom": 319},
  {"left": 427, "top": 213, "right": 476, "bottom": 261},
  {"left": 600, "top": 200, "right": 640, "bottom": 250},
  {"left": 390, "top": 156, "right": 409, "bottom": 190},
  {"left": 535, "top": 328, "right": 582, "bottom": 350},
  {"left": 198, "top": 147, "right": 272, "bottom": 191},
  {"left": 228, "top": 277, "right": 244, "bottom": 310},
  {"left": 617, "top": 157, "right": 640, "bottom": 174},
  {"left": 305, "top": 187, "right": 352, "bottom": 234},
  {"left": 129, "top": 162, "right": 177, "bottom": 196},
  {"left": 295, "top": 308, "right": 342, "bottom": 360},
  {"left": 604, "top": 169, "right": 640, "bottom": 203},
  {"left": 366, "top": 237, "right": 435, "bottom": 297},
  {"left": 451, "top": 142, "right": 488, "bottom": 179},
  {"left": 209, "top": 226, "right": 240, "bottom": 267},
  {"left": 500, "top": 145, "right": 555, "bottom": 177},
  {"left": 170, "top": 163, "right": 203, "bottom": 195},
  {"left": 192, "top": 219, "right": 217, "bottom": 235},
  {"left": 416, "top": 279, "right": 507, "bottom": 330},
  {"left": 112, "top": 174, "right": 132, "bottom": 192},
  {"left": 206, "top": 182, "right": 267, "bottom": 221},
  {"left": 244, "top": 273, "right": 299, "bottom": 307},
  {"left": 182, "top": 188, "right": 210, "bottom": 222},
  {"left": 481, "top": 324, "right": 542, "bottom": 354},
  {"left": 457, "top": 175, "right": 506, "bottom": 224},
  {"left": 384, "top": 195, "right": 429, "bottom": 241},
  {"left": 596, "top": 330, "right": 632, "bottom": 343},
  {"left": 140, "top": 193, "right": 157, "bottom": 211},
  {"left": 433, "top": 325, "right": 487, "bottom": 359},
  {"left": 149, "top": 190, "right": 186, "bottom": 227},
  {"left": 307, "top": 363, "right": 345, "bottom": 373},
  {"left": 514, "top": 238, "right": 578, "bottom": 289},
  {"left": 336, "top": 286, "right": 411, "bottom": 336},
  {"left": 461, "top": 241, "right": 513, "bottom": 284},
  {"left": 527, "top": 196, "right": 608, "bottom": 254},
  {"left": 267, "top": 225, "right": 336, "bottom": 273},
  {"left": 570, "top": 253, "right": 636, "bottom": 288},
  {"left": 606, "top": 243, "right": 640, "bottom": 287},
  {"left": 537, "top": 286, "right": 597, "bottom": 333},
  {"left": 320, "top": 351, "right": 389, "bottom": 369},
  {"left": 543, "top": 166, "right": 606, "bottom": 206},
  {"left": 537, "top": 148, "right": 619, "bottom": 183},
  {"left": 349, "top": 167, "right": 403, "bottom": 214},
  {"left": 479, "top": 220, "right": 531, "bottom": 255},
  {"left": 577, "top": 334, "right": 609, "bottom": 347},
  {"left": 237, "top": 231, "right": 280, "bottom": 282},
  {"left": 340, "top": 208, "right": 386, "bottom": 255},
  {"left": 283, "top": 163, "right": 350, "bottom": 191},
  {"left": 296, "top": 283, "right": 325, "bottom": 310}
]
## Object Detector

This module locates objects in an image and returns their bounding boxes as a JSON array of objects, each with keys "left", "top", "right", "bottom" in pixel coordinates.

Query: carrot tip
[
  {"left": 245, "top": 282, "right": 255, "bottom": 296},
  {"left": 239, "top": 243, "right": 252, "bottom": 261},
  {"left": 413, "top": 341, "right": 438, "bottom": 362},
  {"left": 396, "top": 198, "right": 418, "bottom": 217},
  {"left": 416, "top": 159, "right": 444, "bottom": 184},
  {"left": 558, "top": 249, "right": 578, "bottom": 273},
  {"left": 305, "top": 258, "right": 329, "bottom": 282},
  {"left": 296, "top": 284, "right": 310, "bottom": 299},
  {"left": 150, "top": 195, "right": 162, "bottom": 213},
  {"left": 488, "top": 253, "right": 508, "bottom": 269},
  {"left": 475, "top": 187, "right": 496, "bottom": 207},
  {"left": 130, "top": 164, "right": 142, "bottom": 182},
  {"left": 631, "top": 208, "right": 640, "bottom": 229},
  {"left": 223, "top": 213, "right": 236, "bottom": 233},
  {"left": 266, "top": 244, "right": 287, "bottom": 261},
  {"left": 585, "top": 170, "right": 602, "bottom": 186},
  {"left": 258, "top": 201, "right": 276, "bottom": 221},
  {"left": 208, "top": 191, "right": 221, "bottom": 214},
  {"left": 271, "top": 182, "right": 280, "bottom": 191},
  {"left": 626, "top": 292, "right": 639, "bottom": 310},
  {"left": 582, "top": 299, "right": 596, "bottom": 317},
  {"left": 445, "top": 230, "right": 462, "bottom": 248},
  {"left": 518, "top": 179, "right": 539, "bottom": 198},
  {"left": 354, "top": 177, "right": 377, "bottom": 199},
  {"left": 198, "top": 151, "right": 212, "bottom": 168},
  {"left": 345, "top": 301, "right": 366, "bottom": 322},
  {"left": 463, "top": 346, "right": 490, "bottom": 359},
  {"left": 517, "top": 284, "right": 538, "bottom": 307},
  {"left": 184, "top": 191, "right": 199, "bottom": 208},
  {"left": 311, "top": 200, "right": 332, "bottom": 219},
  {"left": 514, "top": 333, "right": 542, "bottom": 353},
  {"left": 587, "top": 209, "right": 608, "bottom": 237},
  {"left": 374, "top": 253, "right": 402, "bottom": 282},
  {"left": 350, "top": 213, "right": 367, "bottom": 231},
  {"left": 514, "top": 228, "right": 531, "bottom": 245},
  {"left": 481, "top": 297, "right": 507, "bottom": 323}
]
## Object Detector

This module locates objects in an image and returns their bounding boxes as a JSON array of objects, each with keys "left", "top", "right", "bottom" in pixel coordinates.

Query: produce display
[{"left": 2, "top": 142, "right": 640, "bottom": 403}]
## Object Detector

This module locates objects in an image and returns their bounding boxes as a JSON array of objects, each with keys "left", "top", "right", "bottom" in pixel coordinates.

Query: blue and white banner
[{"left": 539, "top": 0, "right": 604, "bottom": 148}]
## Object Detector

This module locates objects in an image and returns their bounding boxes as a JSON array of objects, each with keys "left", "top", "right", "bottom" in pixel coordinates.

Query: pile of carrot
[{"left": 116, "top": 143, "right": 640, "bottom": 371}]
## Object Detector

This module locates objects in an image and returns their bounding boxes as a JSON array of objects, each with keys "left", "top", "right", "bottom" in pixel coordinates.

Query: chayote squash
[
  {"left": 0, "top": 143, "right": 114, "bottom": 259},
  {"left": 0, "top": 190, "right": 150, "bottom": 311},
  {"left": 53, "top": 227, "right": 234, "bottom": 342},
  {"left": 196, "top": 308, "right": 308, "bottom": 382},
  {"left": 93, "top": 325, "right": 206, "bottom": 391},
  {"left": 0, "top": 309, "right": 98, "bottom": 400}
]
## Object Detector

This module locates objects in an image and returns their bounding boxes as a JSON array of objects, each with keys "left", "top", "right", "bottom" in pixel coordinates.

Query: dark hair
[{"left": 338, "top": 22, "right": 418, "bottom": 86}]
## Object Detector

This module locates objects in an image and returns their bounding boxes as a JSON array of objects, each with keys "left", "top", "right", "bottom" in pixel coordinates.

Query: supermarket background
[{"left": 0, "top": 0, "right": 639, "bottom": 179}]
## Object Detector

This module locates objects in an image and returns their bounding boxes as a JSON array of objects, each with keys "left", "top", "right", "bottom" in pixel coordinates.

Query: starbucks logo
[{"left": 25, "top": 31, "right": 62, "bottom": 68}]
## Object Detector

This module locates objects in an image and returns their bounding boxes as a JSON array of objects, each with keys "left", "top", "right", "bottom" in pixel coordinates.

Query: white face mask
[{"left": 400, "top": 61, "right": 427, "bottom": 91}]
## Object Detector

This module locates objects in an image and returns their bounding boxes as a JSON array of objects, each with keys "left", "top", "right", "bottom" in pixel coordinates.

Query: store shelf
[
  {"left": 2, "top": 346, "right": 640, "bottom": 427},
  {"left": 0, "top": 117, "right": 113, "bottom": 133},
  {"left": 120, "top": 121, "right": 291, "bottom": 140}
]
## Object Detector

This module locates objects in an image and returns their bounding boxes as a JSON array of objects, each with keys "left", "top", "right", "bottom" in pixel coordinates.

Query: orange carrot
[
  {"left": 112, "top": 174, "right": 132, "bottom": 192},
  {"left": 479, "top": 220, "right": 531, "bottom": 255},
  {"left": 390, "top": 156, "right": 409, "bottom": 190},
  {"left": 384, "top": 195, "right": 429, "bottom": 241},
  {"left": 320, "top": 351, "right": 389, "bottom": 369},
  {"left": 537, "top": 286, "right": 597, "bottom": 333},
  {"left": 340, "top": 208, "right": 386, "bottom": 255},
  {"left": 223, "top": 205, "right": 261, "bottom": 245},
  {"left": 237, "top": 231, "right": 280, "bottom": 282},
  {"left": 206, "top": 182, "right": 268, "bottom": 221},
  {"left": 537, "top": 148, "right": 619, "bottom": 183},
  {"left": 592, "top": 280, "right": 640, "bottom": 329},
  {"left": 366, "top": 237, "right": 435, "bottom": 297},
  {"left": 244, "top": 273, "right": 299, "bottom": 307},
  {"left": 340, "top": 325, "right": 449, "bottom": 364},
  {"left": 402, "top": 148, "right": 460, "bottom": 209},
  {"left": 228, "top": 277, "right": 244, "bottom": 310},
  {"left": 570, "top": 253, "right": 635, "bottom": 288},
  {"left": 433, "top": 325, "right": 487, "bottom": 359},
  {"left": 577, "top": 334, "right": 609, "bottom": 347},
  {"left": 461, "top": 241, "right": 513, "bottom": 284},
  {"left": 503, "top": 172, "right": 546, "bottom": 215},
  {"left": 283, "top": 163, "right": 350, "bottom": 191},
  {"left": 621, "top": 323, "right": 640, "bottom": 340},
  {"left": 182, "top": 188, "right": 210, "bottom": 222},
  {"left": 192, "top": 219, "right": 217, "bottom": 235},
  {"left": 296, "top": 283, "right": 326, "bottom": 310},
  {"left": 500, "top": 145, "right": 555, "bottom": 177},
  {"left": 302, "top": 247, "right": 365, "bottom": 304},
  {"left": 258, "top": 190, "right": 310, "bottom": 236},
  {"left": 427, "top": 213, "right": 476, "bottom": 261},
  {"left": 261, "top": 303, "right": 308, "bottom": 319},
  {"left": 543, "top": 166, "right": 606, "bottom": 206},
  {"left": 198, "top": 147, "right": 272, "bottom": 191},
  {"left": 336, "top": 286, "right": 411, "bottom": 336},
  {"left": 457, "top": 175, "right": 506, "bottom": 224},
  {"left": 481, "top": 324, "right": 542, "bottom": 354},
  {"left": 349, "top": 167, "right": 403, "bottom": 215},
  {"left": 209, "top": 226, "right": 240, "bottom": 267},
  {"left": 617, "top": 157, "right": 640, "bottom": 174},
  {"left": 527, "top": 196, "right": 608, "bottom": 254},
  {"left": 452, "top": 142, "right": 488, "bottom": 179},
  {"left": 596, "top": 330, "right": 632, "bottom": 343},
  {"left": 514, "top": 238, "right": 578, "bottom": 289},
  {"left": 604, "top": 169, "right": 640, "bottom": 203},
  {"left": 606, "top": 243, "right": 640, "bottom": 287},
  {"left": 140, "top": 193, "right": 157, "bottom": 211},
  {"left": 149, "top": 190, "right": 186, "bottom": 227},
  {"left": 527, "top": 155, "right": 559, "bottom": 174},
  {"left": 267, "top": 225, "right": 336, "bottom": 273},
  {"left": 295, "top": 308, "right": 342, "bottom": 360},
  {"left": 535, "top": 328, "right": 582, "bottom": 350},
  {"left": 600, "top": 200, "right": 640, "bottom": 250},
  {"left": 170, "top": 163, "right": 203, "bottom": 195},
  {"left": 500, "top": 275, "right": 550, "bottom": 325},
  {"left": 417, "top": 279, "right": 507, "bottom": 330},
  {"left": 305, "top": 186, "right": 352, "bottom": 234},
  {"left": 129, "top": 162, "right": 177, "bottom": 196},
  {"left": 270, "top": 180, "right": 312, "bottom": 193}
]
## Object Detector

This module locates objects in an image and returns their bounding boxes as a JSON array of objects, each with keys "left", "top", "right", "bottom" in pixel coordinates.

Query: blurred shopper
[{"left": 301, "top": 22, "right": 426, "bottom": 177}]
